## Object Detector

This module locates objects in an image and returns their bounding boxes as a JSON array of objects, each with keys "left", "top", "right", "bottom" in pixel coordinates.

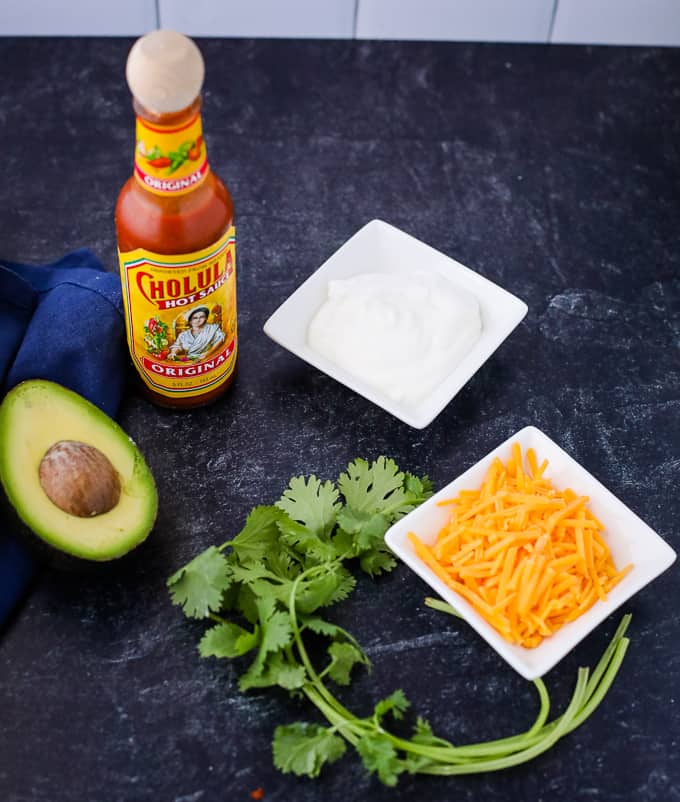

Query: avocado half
[{"left": 0, "top": 380, "right": 158, "bottom": 562}]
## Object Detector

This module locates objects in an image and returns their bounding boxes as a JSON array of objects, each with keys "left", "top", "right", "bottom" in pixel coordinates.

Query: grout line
[
  {"left": 547, "top": 0, "right": 559, "bottom": 42},
  {"left": 154, "top": 0, "right": 161, "bottom": 29},
  {"left": 352, "top": 0, "right": 360, "bottom": 39}
]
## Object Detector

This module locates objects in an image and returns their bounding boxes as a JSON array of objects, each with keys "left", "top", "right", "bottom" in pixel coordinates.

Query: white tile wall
[
  {"left": 356, "top": 0, "right": 556, "bottom": 42},
  {"left": 551, "top": 0, "right": 680, "bottom": 46},
  {"left": 158, "top": 0, "right": 356, "bottom": 39},
  {"left": 1, "top": 0, "right": 679, "bottom": 46},
  {"left": 0, "top": 0, "right": 157, "bottom": 36}
]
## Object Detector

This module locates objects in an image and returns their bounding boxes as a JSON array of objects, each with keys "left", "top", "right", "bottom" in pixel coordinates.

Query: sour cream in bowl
[
  {"left": 307, "top": 272, "right": 482, "bottom": 407},
  {"left": 263, "top": 219, "right": 528, "bottom": 428}
]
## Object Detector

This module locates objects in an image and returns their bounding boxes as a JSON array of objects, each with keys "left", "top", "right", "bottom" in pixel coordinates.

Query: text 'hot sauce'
[{"left": 116, "top": 30, "right": 237, "bottom": 408}]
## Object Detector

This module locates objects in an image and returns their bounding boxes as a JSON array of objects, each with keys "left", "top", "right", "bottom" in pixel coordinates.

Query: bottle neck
[{"left": 132, "top": 97, "right": 210, "bottom": 197}]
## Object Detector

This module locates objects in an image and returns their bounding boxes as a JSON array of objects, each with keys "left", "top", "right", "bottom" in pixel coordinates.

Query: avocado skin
[{"left": 0, "top": 380, "right": 158, "bottom": 566}]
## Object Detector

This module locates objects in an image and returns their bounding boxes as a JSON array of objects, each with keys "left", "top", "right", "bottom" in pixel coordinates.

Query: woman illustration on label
[{"left": 169, "top": 306, "right": 225, "bottom": 361}]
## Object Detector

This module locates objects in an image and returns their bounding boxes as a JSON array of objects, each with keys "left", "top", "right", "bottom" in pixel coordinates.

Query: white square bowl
[
  {"left": 263, "top": 219, "right": 528, "bottom": 429},
  {"left": 385, "top": 426, "right": 677, "bottom": 679}
]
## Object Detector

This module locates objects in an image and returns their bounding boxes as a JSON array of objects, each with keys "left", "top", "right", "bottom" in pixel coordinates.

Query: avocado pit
[{"left": 39, "top": 440, "right": 122, "bottom": 517}]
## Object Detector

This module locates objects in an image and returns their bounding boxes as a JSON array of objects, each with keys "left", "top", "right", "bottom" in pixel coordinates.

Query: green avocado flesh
[{"left": 0, "top": 380, "right": 158, "bottom": 561}]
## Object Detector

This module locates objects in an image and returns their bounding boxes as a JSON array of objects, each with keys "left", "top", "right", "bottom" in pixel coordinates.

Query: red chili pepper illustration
[
  {"left": 188, "top": 135, "right": 203, "bottom": 161},
  {"left": 147, "top": 156, "right": 172, "bottom": 168}
]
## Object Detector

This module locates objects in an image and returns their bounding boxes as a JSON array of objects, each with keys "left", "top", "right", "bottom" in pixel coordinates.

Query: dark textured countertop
[{"left": 1, "top": 36, "right": 679, "bottom": 802}]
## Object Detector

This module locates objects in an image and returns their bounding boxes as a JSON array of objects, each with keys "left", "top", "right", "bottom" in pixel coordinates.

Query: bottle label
[
  {"left": 118, "top": 227, "right": 237, "bottom": 399},
  {"left": 134, "top": 111, "right": 209, "bottom": 196}
]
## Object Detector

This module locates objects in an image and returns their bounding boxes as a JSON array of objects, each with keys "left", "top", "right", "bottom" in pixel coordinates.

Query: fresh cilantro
[
  {"left": 236, "top": 583, "right": 260, "bottom": 625},
  {"left": 226, "top": 505, "right": 285, "bottom": 563},
  {"left": 356, "top": 734, "right": 405, "bottom": 787},
  {"left": 228, "top": 562, "right": 272, "bottom": 584},
  {"left": 239, "top": 599, "right": 295, "bottom": 691},
  {"left": 403, "top": 718, "right": 449, "bottom": 773},
  {"left": 326, "top": 641, "right": 369, "bottom": 686},
  {"left": 410, "top": 716, "right": 454, "bottom": 748},
  {"left": 359, "top": 549, "right": 397, "bottom": 577},
  {"left": 338, "top": 457, "right": 405, "bottom": 515},
  {"left": 298, "top": 615, "right": 343, "bottom": 637},
  {"left": 373, "top": 689, "right": 410, "bottom": 723},
  {"left": 276, "top": 475, "right": 340, "bottom": 538},
  {"left": 198, "top": 621, "right": 259, "bottom": 659},
  {"left": 336, "top": 508, "right": 389, "bottom": 545},
  {"left": 273, "top": 723, "right": 346, "bottom": 778},
  {"left": 403, "top": 473, "right": 434, "bottom": 505},
  {"left": 168, "top": 458, "right": 632, "bottom": 787},
  {"left": 293, "top": 566, "right": 350, "bottom": 614},
  {"left": 240, "top": 652, "right": 307, "bottom": 692},
  {"left": 323, "top": 565, "right": 356, "bottom": 605},
  {"left": 276, "top": 516, "right": 339, "bottom": 565},
  {"left": 167, "top": 546, "right": 230, "bottom": 619}
]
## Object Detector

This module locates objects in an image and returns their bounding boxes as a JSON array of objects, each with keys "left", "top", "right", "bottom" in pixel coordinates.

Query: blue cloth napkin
[{"left": 0, "top": 248, "right": 126, "bottom": 625}]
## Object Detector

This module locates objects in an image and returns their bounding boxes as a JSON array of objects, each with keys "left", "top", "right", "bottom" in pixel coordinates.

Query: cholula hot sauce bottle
[{"left": 116, "top": 30, "right": 237, "bottom": 409}]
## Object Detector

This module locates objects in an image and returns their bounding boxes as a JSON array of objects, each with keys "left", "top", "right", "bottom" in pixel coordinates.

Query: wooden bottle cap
[{"left": 126, "top": 30, "right": 205, "bottom": 114}]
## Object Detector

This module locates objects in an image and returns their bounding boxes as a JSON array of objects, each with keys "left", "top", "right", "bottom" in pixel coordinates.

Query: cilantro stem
[
  {"left": 303, "top": 685, "right": 366, "bottom": 745},
  {"left": 287, "top": 568, "right": 325, "bottom": 682},
  {"left": 423, "top": 618, "right": 630, "bottom": 762},
  {"left": 424, "top": 597, "right": 464, "bottom": 618},
  {"left": 286, "top": 557, "right": 630, "bottom": 778},
  {"left": 419, "top": 668, "right": 590, "bottom": 775},
  {"left": 574, "top": 614, "right": 631, "bottom": 711},
  {"left": 288, "top": 563, "right": 367, "bottom": 729},
  {"left": 474, "top": 617, "right": 631, "bottom": 752},
  {"left": 296, "top": 610, "right": 630, "bottom": 772}
]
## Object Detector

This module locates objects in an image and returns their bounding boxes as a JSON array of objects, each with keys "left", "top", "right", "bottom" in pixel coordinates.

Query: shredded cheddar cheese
[{"left": 409, "top": 443, "right": 633, "bottom": 648}]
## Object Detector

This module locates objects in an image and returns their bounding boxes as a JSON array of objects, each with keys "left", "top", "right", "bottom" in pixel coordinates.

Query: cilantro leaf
[
  {"left": 271, "top": 661, "right": 308, "bottom": 690},
  {"left": 338, "top": 457, "right": 406, "bottom": 516},
  {"left": 276, "top": 516, "right": 339, "bottom": 564},
  {"left": 403, "top": 473, "right": 434, "bottom": 507},
  {"left": 229, "top": 562, "right": 272, "bottom": 584},
  {"left": 329, "top": 526, "right": 354, "bottom": 555},
  {"left": 325, "top": 566, "right": 357, "bottom": 604},
  {"left": 359, "top": 549, "right": 397, "bottom": 577},
  {"left": 356, "top": 733, "right": 405, "bottom": 786},
  {"left": 227, "top": 506, "right": 285, "bottom": 562},
  {"left": 295, "top": 569, "right": 344, "bottom": 614},
  {"left": 404, "top": 718, "right": 454, "bottom": 772},
  {"left": 242, "top": 564, "right": 355, "bottom": 616},
  {"left": 374, "top": 689, "right": 410, "bottom": 722},
  {"left": 239, "top": 598, "right": 294, "bottom": 690},
  {"left": 237, "top": 583, "right": 260, "bottom": 625},
  {"left": 326, "top": 641, "right": 369, "bottom": 686},
  {"left": 336, "top": 508, "right": 396, "bottom": 576},
  {"left": 167, "top": 546, "right": 231, "bottom": 619},
  {"left": 264, "top": 546, "right": 299, "bottom": 580},
  {"left": 276, "top": 475, "right": 340, "bottom": 538},
  {"left": 273, "top": 722, "right": 346, "bottom": 778},
  {"left": 411, "top": 716, "right": 453, "bottom": 748},
  {"left": 336, "top": 508, "right": 389, "bottom": 548},
  {"left": 240, "top": 652, "right": 307, "bottom": 691},
  {"left": 300, "top": 616, "right": 369, "bottom": 664},
  {"left": 299, "top": 615, "right": 343, "bottom": 638},
  {"left": 198, "top": 621, "right": 260, "bottom": 659}
]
